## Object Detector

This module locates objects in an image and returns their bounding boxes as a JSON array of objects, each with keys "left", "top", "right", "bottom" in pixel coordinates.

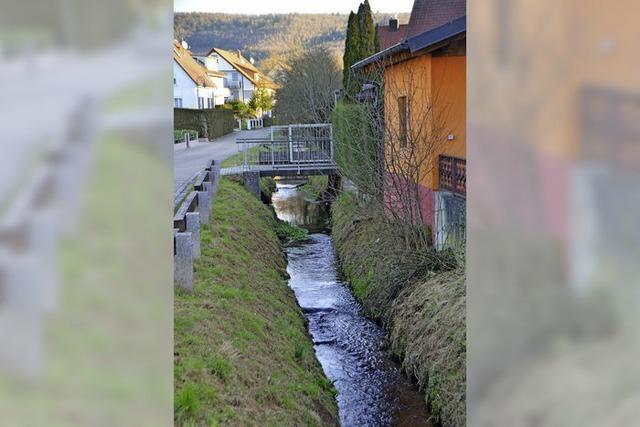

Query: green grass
[
  {"left": 275, "top": 220, "right": 309, "bottom": 244},
  {"left": 174, "top": 179, "right": 338, "bottom": 426},
  {"left": 221, "top": 146, "right": 261, "bottom": 168}
]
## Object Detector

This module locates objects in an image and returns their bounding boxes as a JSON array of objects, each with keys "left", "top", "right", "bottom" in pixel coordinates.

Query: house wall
[
  {"left": 383, "top": 54, "right": 466, "bottom": 191},
  {"left": 214, "top": 55, "right": 258, "bottom": 103},
  {"left": 211, "top": 76, "right": 227, "bottom": 106},
  {"left": 173, "top": 62, "right": 215, "bottom": 109},
  {"left": 382, "top": 52, "right": 466, "bottom": 228},
  {"left": 431, "top": 55, "right": 466, "bottom": 187}
]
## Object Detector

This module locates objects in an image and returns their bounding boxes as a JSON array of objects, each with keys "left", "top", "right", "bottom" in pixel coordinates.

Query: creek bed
[{"left": 272, "top": 182, "right": 431, "bottom": 426}]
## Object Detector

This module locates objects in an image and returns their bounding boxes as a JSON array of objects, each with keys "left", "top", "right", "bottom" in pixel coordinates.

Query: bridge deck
[{"left": 220, "top": 164, "right": 338, "bottom": 177}]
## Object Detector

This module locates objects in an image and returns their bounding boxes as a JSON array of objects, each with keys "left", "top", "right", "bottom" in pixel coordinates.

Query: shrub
[
  {"left": 274, "top": 221, "right": 308, "bottom": 243},
  {"left": 174, "top": 129, "right": 198, "bottom": 143}
]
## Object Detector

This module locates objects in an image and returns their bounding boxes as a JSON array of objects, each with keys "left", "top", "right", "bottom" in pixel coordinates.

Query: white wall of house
[
  {"left": 211, "top": 76, "right": 228, "bottom": 106},
  {"left": 212, "top": 55, "right": 256, "bottom": 103},
  {"left": 193, "top": 54, "right": 231, "bottom": 106},
  {"left": 173, "top": 61, "right": 216, "bottom": 109}
]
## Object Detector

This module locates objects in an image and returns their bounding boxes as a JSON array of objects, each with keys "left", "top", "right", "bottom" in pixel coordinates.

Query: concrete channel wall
[{"left": 173, "top": 160, "right": 220, "bottom": 291}]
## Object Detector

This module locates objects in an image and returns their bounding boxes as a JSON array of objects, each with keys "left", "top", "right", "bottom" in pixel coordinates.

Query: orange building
[{"left": 354, "top": 1, "right": 466, "bottom": 242}]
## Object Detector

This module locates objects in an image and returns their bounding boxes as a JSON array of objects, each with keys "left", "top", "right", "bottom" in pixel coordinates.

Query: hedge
[{"left": 174, "top": 108, "right": 235, "bottom": 140}]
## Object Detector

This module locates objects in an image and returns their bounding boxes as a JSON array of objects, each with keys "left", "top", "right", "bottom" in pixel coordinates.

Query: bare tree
[
  {"left": 274, "top": 47, "right": 342, "bottom": 124},
  {"left": 333, "top": 56, "right": 454, "bottom": 254}
]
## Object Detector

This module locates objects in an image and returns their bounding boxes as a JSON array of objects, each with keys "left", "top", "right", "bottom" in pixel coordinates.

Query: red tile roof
[
  {"left": 173, "top": 40, "right": 216, "bottom": 88},
  {"left": 376, "top": 0, "right": 465, "bottom": 51},
  {"left": 377, "top": 24, "right": 408, "bottom": 50},
  {"left": 405, "top": 0, "right": 466, "bottom": 39},
  {"left": 209, "top": 48, "right": 276, "bottom": 90}
]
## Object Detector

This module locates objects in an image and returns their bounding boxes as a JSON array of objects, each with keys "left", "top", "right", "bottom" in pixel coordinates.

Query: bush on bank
[
  {"left": 174, "top": 179, "right": 338, "bottom": 426},
  {"left": 174, "top": 129, "right": 198, "bottom": 142},
  {"left": 331, "top": 191, "right": 465, "bottom": 427}
]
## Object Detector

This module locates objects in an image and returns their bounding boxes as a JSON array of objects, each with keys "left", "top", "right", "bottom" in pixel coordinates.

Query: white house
[
  {"left": 195, "top": 48, "right": 276, "bottom": 104},
  {"left": 173, "top": 40, "right": 229, "bottom": 109}
]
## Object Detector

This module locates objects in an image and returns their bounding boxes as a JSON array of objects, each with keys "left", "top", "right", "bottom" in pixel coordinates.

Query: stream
[{"left": 271, "top": 180, "right": 432, "bottom": 427}]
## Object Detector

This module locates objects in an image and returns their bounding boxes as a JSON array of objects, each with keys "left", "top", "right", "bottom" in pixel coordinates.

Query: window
[
  {"left": 174, "top": 98, "right": 182, "bottom": 108},
  {"left": 398, "top": 96, "right": 408, "bottom": 147},
  {"left": 207, "top": 97, "right": 213, "bottom": 109},
  {"left": 173, "top": 77, "right": 176, "bottom": 85},
  {"left": 232, "top": 72, "right": 239, "bottom": 82},
  {"left": 198, "top": 97, "right": 204, "bottom": 109}
]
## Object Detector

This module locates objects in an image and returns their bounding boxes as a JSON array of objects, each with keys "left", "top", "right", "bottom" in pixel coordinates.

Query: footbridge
[{"left": 220, "top": 124, "right": 338, "bottom": 177}]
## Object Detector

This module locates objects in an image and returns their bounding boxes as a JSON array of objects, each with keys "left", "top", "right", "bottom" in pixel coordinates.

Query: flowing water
[{"left": 272, "top": 181, "right": 432, "bottom": 427}]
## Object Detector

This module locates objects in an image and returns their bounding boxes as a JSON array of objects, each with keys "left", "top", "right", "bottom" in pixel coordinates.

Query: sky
[{"left": 174, "top": 0, "right": 414, "bottom": 14}]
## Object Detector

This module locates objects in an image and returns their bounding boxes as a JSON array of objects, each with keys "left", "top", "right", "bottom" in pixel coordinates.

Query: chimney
[
  {"left": 237, "top": 50, "right": 242, "bottom": 58},
  {"left": 389, "top": 17, "right": 398, "bottom": 32}
]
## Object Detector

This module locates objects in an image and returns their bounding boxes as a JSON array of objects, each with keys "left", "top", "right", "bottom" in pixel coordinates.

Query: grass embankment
[
  {"left": 220, "top": 146, "right": 262, "bottom": 168},
  {"left": 174, "top": 179, "right": 338, "bottom": 426},
  {"left": 331, "top": 192, "right": 466, "bottom": 427}
]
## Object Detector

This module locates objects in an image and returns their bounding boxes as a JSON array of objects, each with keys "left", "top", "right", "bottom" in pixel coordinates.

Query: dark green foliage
[
  {"left": 374, "top": 23, "right": 381, "bottom": 53},
  {"left": 342, "top": 2, "right": 377, "bottom": 98},
  {"left": 357, "top": 0, "right": 376, "bottom": 58},
  {"left": 174, "top": 108, "right": 235, "bottom": 140},
  {"left": 342, "top": 12, "right": 358, "bottom": 97}
]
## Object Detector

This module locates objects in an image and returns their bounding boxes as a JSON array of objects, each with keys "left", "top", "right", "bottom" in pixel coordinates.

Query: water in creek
[{"left": 272, "top": 180, "right": 432, "bottom": 427}]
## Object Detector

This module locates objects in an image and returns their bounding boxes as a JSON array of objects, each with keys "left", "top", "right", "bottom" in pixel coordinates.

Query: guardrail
[
  {"left": 173, "top": 159, "right": 220, "bottom": 291},
  {"left": 236, "top": 124, "right": 334, "bottom": 170}
]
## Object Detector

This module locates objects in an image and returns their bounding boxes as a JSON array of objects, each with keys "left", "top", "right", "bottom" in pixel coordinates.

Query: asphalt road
[{"left": 173, "top": 128, "right": 269, "bottom": 191}]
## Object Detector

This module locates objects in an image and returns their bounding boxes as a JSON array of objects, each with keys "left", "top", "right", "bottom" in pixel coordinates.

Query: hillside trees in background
[
  {"left": 273, "top": 47, "right": 342, "bottom": 124},
  {"left": 174, "top": 12, "right": 409, "bottom": 75},
  {"left": 343, "top": 1, "right": 377, "bottom": 99}
]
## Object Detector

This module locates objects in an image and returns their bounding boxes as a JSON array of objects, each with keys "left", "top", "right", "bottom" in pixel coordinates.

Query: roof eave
[{"left": 351, "top": 42, "right": 409, "bottom": 71}]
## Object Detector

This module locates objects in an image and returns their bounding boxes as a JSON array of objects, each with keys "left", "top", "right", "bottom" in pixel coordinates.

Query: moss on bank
[
  {"left": 174, "top": 179, "right": 338, "bottom": 426},
  {"left": 331, "top": 192, "right": 466, "bottom": 427}
]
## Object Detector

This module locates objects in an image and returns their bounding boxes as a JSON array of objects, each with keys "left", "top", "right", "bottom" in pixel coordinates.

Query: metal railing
[
  {"left": 236, "top": 118, "right": 264, "bottom": 130},
  {"left": 439, "top": 155, "right": 466, "bottom": 197},
  {"left": 237, "top": 124, "right": 334, "bottom": 170}
]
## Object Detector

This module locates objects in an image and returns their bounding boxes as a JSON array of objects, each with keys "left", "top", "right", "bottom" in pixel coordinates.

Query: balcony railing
[{"left": 439, "top": 155, "right": 466, "bottom": 197}]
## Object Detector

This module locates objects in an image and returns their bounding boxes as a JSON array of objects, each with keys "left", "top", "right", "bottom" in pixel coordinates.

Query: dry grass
[
  {"left": 331, "top": 191, "right": 465, "bottom": 426},
  {"left": 174, "top": 179, "right": 338, "bottom": 426},
  {"left": 389, "top": 269, "right": 466, "bottom": 427}
]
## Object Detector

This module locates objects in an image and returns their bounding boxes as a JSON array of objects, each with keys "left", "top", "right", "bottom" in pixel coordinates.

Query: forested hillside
[{"left": 174, "top": 13, "right": 409, "bottom": 73}]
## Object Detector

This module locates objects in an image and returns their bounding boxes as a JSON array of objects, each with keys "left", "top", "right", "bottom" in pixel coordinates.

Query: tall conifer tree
[
  {"left": 342, "top": 11, "right": 357, "bottom": 93},
  {"left": 343, "top": 1, "right": 376, "bottom": 99},
  {"left": 358, "top": 0, "right": 375, "bottom": 58}
]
